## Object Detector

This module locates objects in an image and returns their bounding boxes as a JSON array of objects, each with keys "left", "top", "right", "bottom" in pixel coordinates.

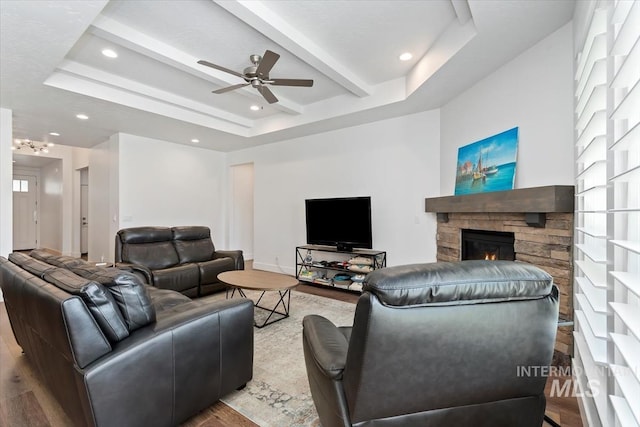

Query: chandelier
[{"left": 12, "top": 139, "right": 54, "bottom": 154}]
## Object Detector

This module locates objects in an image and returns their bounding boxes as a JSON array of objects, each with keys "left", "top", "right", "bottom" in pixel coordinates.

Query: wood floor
[{"left": 0, "top": 281, "right": 582, "bottom": 427}]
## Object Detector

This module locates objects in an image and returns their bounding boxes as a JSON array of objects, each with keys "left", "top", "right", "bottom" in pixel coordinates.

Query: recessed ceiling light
[
  {"left": 399, "top": 52, "right": 413, "bottom": 61},
  {"left": 76, "top": 114, "right": 89, "bottom": 120},
  {"left": 191, "top": 139, "right": 200, "bottom": 143},
  {"left": 49, "top": 132, "right": 60, "bottom": 136},
  {"left": 250, "top": 105, "right": 261, "bottom": 111},
  {"left": 102, "top": 49, "right": 118, "bottom": 58}
]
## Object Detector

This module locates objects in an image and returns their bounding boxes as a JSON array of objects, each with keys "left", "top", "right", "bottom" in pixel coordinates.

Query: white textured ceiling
[{"left": 1, "top": 0, "right": 575, "bottom": 157}]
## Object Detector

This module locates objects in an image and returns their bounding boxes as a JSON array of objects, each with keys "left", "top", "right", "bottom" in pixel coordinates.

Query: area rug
[{"left": 217, "top": 290, "right": 356, "bottom": 427}]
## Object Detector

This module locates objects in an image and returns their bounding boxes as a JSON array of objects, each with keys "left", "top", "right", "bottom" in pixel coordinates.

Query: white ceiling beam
[
  {"left": 44, "top": 70, "right": 251, "bottom": 137},
  {"left": 56, "top": 60, "right": 253, "bottom": 128},
  {"left": 406, "top": 19, "right": 477, "bottom": 96},
  {"left": 214, "top": 0, "right": 372, "bottom": 98},
  {"left": 88, "top": 15, "right": 303, "bottom": 115},
  {"left": 451, "top": 0, "right": 472, "bottom": 24}
]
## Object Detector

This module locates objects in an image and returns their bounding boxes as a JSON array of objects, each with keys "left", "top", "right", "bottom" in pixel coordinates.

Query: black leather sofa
[
  {"left": 0, "top": 250, "right": 254, "bottom": 427},
  {"left": 115, "top": 226, "right": 244, "bottom": 298},
  {"left": 303, "top": 260, "right": 559, "bottom": 427}
]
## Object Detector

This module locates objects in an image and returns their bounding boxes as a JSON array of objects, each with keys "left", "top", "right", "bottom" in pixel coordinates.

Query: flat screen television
[{"left": 305, "top": 196, "right": 372, "bottom": 251}]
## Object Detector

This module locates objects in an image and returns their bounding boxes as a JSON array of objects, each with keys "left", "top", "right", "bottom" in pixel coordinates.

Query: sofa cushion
[
  {"left": 7, "top": 251, "right": 33, "bottom": 266},
  {"left": 364, "top": 260, "right": 554, "bottom": 308},
  {"left": 42, "top": 268, "right": 130, "bottom": 342},
  {"left": 70, "top": 264, "right": 156, "bottom": 331},
  {"left": 171, "top": 226, "right": 211, "bottom": 241},
  {"left": 20, "top": 259, "right": 57, "bottom": 279},
  {"left": 122, "top": 241, "right": 179, "bottom": 270},
  {"left": 172, "top": 226, "right": 215, "bottom": 263},
  {"left": 118, "top": 226, "right": 173, "bottom": 244},
  {"left": 152, "top": 263, "right": 200, "bottom": 294},
  {"left": 30, "top": 249, "right": 87, "bottom": 269},
  {"left": 146, "top": 286, "right": 192, "bottom": 314},
  {"left": 198, "top": 258, "right": 235, "bottom": 285},
  {"left": 174, "top": 239, "right": 215, "bottom": 263},
  {"left": 29, "top": 248, "right": 55, "bottom": 263}
]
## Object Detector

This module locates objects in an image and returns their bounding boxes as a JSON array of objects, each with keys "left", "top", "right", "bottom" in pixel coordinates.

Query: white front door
[{"left": 13, "top": 175, "right": 38, "bottom": 250}]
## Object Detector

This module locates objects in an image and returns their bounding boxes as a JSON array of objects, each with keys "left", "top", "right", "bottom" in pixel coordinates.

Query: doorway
[
  {"left": 229, "top": 163, "right": 254, "bottom": 260},
  {"left": 12, "top": 174, "right": 38, "bottom": 250},
  {"left": 80, "top": 167, "right": 89, "bottom": 256}
]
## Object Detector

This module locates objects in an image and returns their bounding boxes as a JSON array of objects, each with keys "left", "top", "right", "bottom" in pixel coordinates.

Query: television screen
[{"left": 305, "top": 197, "right": 372, "bottom": 250}]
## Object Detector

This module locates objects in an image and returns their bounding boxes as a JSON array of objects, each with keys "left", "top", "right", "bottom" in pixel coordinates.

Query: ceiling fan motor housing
[{"left": 244, "top": 65, "right": 260, "bottom": 78}]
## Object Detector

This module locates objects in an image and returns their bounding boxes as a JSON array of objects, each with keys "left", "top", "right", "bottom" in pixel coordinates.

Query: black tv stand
[{"left": 295, "top": 245, "right": 387, "bottom": 293}]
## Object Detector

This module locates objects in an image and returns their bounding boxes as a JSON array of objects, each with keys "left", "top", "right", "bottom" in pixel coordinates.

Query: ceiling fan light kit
[{"left": 198, "top": 50, "right": 314, "bottom": 104}]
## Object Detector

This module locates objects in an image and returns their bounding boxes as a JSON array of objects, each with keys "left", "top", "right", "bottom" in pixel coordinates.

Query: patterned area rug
[{"left": 217, "top": 290, "right": 356, "bottom": 427}]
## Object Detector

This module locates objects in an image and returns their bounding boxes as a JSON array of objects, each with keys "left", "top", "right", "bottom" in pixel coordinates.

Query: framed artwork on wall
[{"left": 454, "top": 127, "right": 519, "bottom": 195}]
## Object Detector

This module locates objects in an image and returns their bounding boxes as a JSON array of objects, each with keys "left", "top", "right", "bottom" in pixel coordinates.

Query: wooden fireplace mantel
[{"left": 425, "top": 185, "right": 575, "bottom": 227}]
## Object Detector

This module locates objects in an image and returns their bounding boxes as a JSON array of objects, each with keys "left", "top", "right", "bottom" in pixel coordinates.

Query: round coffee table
[{"left": 218, "top": 270, "right": 299, "bottom": 328}]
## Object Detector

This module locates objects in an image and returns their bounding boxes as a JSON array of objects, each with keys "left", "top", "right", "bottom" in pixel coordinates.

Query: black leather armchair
[{"left": 302, "top": 260, "right": 559, "bottom": 427}]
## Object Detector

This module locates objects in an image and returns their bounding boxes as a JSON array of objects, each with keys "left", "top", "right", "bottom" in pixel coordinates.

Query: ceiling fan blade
[
  {"left": 256, "top": 50, "right": 280, "bottom": 77},
  {"left": 212, "top": 83, "right": 250, "bottom": 94},
  {"left": 269, "top": 78, "right": 314, "bottom": 87},
  {"left": 197, "top": 60, "right": 245, "bottom": 79},
  {"left": 257, "top": 85, "right": 278, "bottom": 104}
]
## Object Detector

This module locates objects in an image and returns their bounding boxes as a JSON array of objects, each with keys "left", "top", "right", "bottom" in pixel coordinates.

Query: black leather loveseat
[
  {"left": 115, "top": 226, "right": 243, "bottom": 297},
  {"left": 0, "top": 250, "right": 254, "bottom": 427}
]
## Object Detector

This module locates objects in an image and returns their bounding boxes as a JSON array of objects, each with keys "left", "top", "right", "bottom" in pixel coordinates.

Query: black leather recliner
[
  {"left": 302, "top": 260, "right": 559, "bottom": 427},
  {"left": 115, "top": 226, "right": 244, "bottom": 297}
]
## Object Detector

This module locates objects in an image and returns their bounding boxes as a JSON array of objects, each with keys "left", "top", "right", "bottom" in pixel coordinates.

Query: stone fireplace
[{"left": 425, "top": 186, "right": 575, "bottom": 364}]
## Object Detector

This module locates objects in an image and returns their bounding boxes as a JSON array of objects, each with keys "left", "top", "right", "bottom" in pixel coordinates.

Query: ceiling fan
[{"left": 197, "top": 50, "right": 313, "bottom": 104}]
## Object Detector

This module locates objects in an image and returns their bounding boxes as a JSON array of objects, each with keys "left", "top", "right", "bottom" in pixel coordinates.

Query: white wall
[
  {"left": 0, "top": 108, "right": 13, "bottom": 259},
  {"left": 72, "top": 148, "right": 90, "bottom": 257},
  {"left": 118, "top": 134, "right": 228, "bottom": 242},
  {"left": 88, "top": 135, "right": 118, "bottom": 263},
  {"left": 229, "top": 109, "right": 441, "bottom": 273},
  {"left": 38, "top": 159, "right": 63, "bottom": 251},
  {"left": 229, "top": 163, "right": 254, "bottom": 259},
  {"left": 440, "top": 22, "right": 575, "bottom": 195},
  {"left": 87, "top": 133, "right": 229, "bottom": 263}
]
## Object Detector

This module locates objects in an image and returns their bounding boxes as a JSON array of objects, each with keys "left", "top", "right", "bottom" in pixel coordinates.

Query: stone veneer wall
[{"left": 435, "top": 212, "right": 573, "bottom": 362}]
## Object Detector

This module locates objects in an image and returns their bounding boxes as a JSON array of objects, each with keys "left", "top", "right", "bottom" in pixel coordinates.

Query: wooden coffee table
[{"left": 218, "top": 270, "right": 299, "bottom": 328}]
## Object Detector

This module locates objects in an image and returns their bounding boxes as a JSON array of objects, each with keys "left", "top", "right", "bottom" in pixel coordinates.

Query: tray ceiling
[{"left": 0, "top": 0, "right": 575, "bottom": 153}]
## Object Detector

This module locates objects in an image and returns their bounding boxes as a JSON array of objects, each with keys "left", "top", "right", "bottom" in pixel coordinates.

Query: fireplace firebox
[{"left": 461, "top": 229, "right": 515, "bottom": 261}]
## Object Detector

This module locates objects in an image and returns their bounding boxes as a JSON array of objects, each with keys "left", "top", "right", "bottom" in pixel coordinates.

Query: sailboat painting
[{"left": 454, "top": 127, "right": 519, "bottom": 195}]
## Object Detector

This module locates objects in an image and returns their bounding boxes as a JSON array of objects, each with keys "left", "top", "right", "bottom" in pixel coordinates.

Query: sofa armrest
[
  {"left": 116, "top": 262, "right": 152, "bottom": 284},
  {"left": 302, "top": 315, "right": 349, "bottom": 380},
  {"left": 82, "top": 297, "right": 254, "bottom": 426},
  {"left": 214, "top": 250, "right": 244, "bottom": 270}
]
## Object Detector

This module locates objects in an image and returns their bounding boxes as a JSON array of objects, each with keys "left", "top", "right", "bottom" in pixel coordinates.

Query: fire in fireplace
[{"left": 461, "top": 229, "right": 515, "bottom": 261}]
